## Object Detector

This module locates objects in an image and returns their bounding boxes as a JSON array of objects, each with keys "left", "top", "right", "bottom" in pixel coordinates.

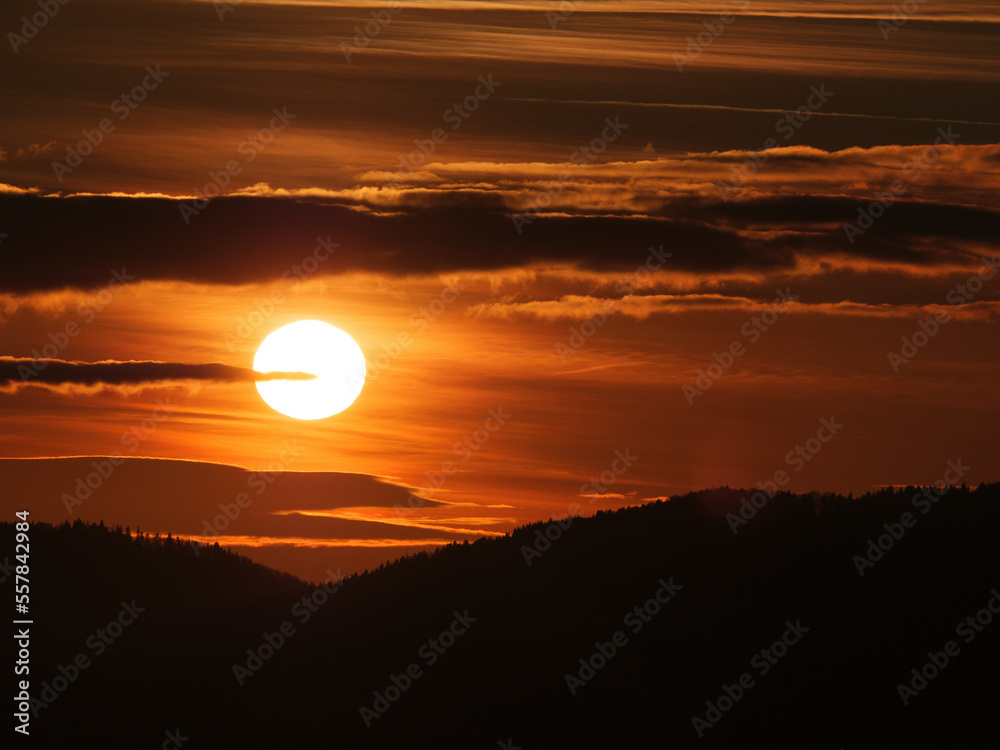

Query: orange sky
[{"left": 1, "top": 0, "right": 998, "bottom": 582}]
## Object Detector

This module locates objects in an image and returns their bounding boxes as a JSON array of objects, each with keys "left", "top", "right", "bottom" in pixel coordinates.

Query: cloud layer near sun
[
  {"left": 2, "top": 140, "right": 999, "bottom": 299},
  {"left": 0, "top": 357, "right": 317, "bottom": 395}
]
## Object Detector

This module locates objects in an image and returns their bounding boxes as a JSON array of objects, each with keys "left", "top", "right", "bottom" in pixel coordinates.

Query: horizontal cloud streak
[
  {"left": 180, "top": 534, "right": 458, "bottom": 549},
  {"left": 508, "top": 98, "right": 1000, "bottom": 128},
  {"left": 0, "top": 358, "right": 316, "bottom": 391},
  {"left": 273, "top": 507, "right": 514, "bottom": 536},
  {"left": 470, "top": 294, "right": 1000, "bottom": 322}
]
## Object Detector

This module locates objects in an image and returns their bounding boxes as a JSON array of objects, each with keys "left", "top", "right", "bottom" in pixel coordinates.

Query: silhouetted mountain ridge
[{"left": 5, "top": 482, "right": 999, "bottom": 749}]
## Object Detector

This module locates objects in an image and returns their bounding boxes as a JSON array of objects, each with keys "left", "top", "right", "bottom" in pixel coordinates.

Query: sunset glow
[{"left": 0, "top": 0, "right": 997, "bottom": 586}]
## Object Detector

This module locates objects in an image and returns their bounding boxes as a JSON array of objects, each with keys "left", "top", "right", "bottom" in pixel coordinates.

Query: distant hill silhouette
[{"left": 4, "top": 483, "right": 999, "bottom": 748}]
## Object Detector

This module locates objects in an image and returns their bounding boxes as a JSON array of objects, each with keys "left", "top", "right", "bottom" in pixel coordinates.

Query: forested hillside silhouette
[{"left": 5, "top": 482, "right": 999, "bottom": 748}]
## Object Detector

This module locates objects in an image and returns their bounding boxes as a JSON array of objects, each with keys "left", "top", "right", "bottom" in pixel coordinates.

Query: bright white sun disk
[{"left": 253, "top": 320, "right": 366, "bottom": 420}]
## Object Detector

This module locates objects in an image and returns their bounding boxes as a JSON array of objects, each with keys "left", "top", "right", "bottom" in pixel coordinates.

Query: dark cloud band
[
  {"left": 1, "top": 189, "right": 994, "bottom": 294},
  {"left": 0, "top": 358, "right": 316, "bottom": 386}
]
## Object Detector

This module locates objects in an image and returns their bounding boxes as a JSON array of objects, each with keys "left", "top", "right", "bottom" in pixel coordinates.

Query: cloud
[
  {"left": 0, "top": 191, "right": 780, "bottom": 292},
  {"left": 0, "top": 358, "right": 316, "bottom": 394},
  {"left": 508, "top": 98, "right": 1000, "bottom": 128},
  {"left": 1, "top": 142, "right": 997, "bottom": 295},
  {"left": 469, "top": 294, "right": 1000, "bottom": 322},
  {"left": 273, "top": 506, "right": 515, "bottom": 537},
  {"left": 13, "top": 141, "right": 58, "bottom": 161},
  {"left": 0, "top": 182, "right": 36, "bottom": 195},
  {"left": 179, "top": 534, "right": 458, "bottom": 549}
]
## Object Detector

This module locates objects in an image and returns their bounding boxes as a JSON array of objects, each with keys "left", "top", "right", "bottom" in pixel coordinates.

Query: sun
[{"left": 253, "top": 320, "right": 366, "bottom": 420}]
